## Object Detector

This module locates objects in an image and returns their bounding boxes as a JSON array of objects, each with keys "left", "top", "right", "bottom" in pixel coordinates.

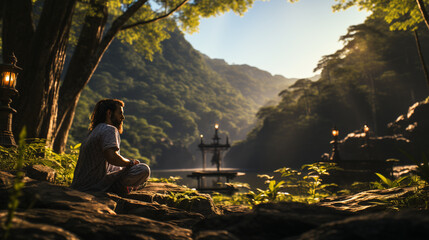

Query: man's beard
[{"left": 111, "top": 116, "right": 123, "bottom": 134}]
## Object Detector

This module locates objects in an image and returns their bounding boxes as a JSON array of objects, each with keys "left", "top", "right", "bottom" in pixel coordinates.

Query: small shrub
[
  {"left": 148, "top": 176, "right": 182, "bottom": 184},
  {"left": 165, "top": 190, "right": 207, "bottom": 211},
  {"left": 372, "top": 173, "right": 423, "bottom": 190},
  {"left": 0, "top": 140, "right": 80, "bottom": 186},
  {"left": 275, "top": 162, "right": 341, "bottom": 200}
]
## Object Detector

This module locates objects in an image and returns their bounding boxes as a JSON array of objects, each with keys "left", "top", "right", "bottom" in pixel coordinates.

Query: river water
[{"left": 151, "top": 168, "right": 284, "bottom": 191}]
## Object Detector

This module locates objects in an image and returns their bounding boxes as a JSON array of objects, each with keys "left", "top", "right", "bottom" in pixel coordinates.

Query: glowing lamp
[
  {"left": 330, "top": 126, "right": 341, "bottom": 162},
  {"left": 215, "top": 124, "right": 219, "bottom": 129},
  {"left": 0, "top": 53, "right": 22, "bottom": 148},
  {"left": 363, "top": 124, "right": 369, "bottom": 134},
  {"left": 1, "top": 72, "right": 17, "bottom": 88}
]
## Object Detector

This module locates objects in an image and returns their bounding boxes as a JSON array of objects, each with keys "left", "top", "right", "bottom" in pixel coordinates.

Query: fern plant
[
  {"left": 372, "top": 173, "right": 423, "bottom": 190},
  {"left": 0, "top": 140, "right": 80, "bottom": 186}
]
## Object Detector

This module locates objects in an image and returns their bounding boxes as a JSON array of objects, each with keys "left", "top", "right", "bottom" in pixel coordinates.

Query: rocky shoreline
[{"left": 1, "top": 170, "right": 429, "bottom": 239}]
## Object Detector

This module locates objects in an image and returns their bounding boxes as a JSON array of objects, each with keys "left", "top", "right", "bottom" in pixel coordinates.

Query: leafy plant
[
  {"left": 224, "top": 182, "right": 251, "bottom": 190},
  {"left": 2, "top": 128, "right": 27, "bottom": 240},
  {"left": 370, "top": 186, "right": 429, "bottom": 211},
  {"left": 211, "top": 192, "right": 253, "bottom": 206},
  {"left": 0, "top": 139, "right": 80, "bottom": 186},
  {"left": 245, "top": 175, "right": 290, "bottom": 206},
  {"left": 275, "top": 162, "right": 340, "bottom": 200},
  {"left": 372, "top": 173, "right": 407, "bottom": 189},
  {"left": 301, "top": 162, "right": 342, "bottom": 175},
  {"left": 165, "top": 190, "right": 207, "bottom": 211},
  {"left": 148, "top": 176, "right": 182, "bottom": 184},
  {"left": 302, "top": 162, "right": 341, "bottom": 198},
  {"left": 372, "top": 173, "right": 423, "bottom": 190}
]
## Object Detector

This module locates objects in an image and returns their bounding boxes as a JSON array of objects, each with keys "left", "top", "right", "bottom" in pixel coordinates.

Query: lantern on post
[
  {"left": 329, "top": 126, "right": 341, "bottom": 162},
  {"left": 0, "top": 53, "right": 22, "bottom": 148},
  {"left": 363, "top": 124, "right": 369, "bottom": 136},
  {"left": 363, "top": 124, "right": 371, "bottom": 159}
]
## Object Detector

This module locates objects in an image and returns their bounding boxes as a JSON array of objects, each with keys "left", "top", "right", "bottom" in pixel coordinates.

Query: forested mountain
[
  {"left": 225, "top": 15, "right": 429, "bottom": 171},
  {"left": 204, "top": 57, "right": 295, "bottom": 107},
  {"left": 68, "top": 29, "right": 294, "bottom": 168}
]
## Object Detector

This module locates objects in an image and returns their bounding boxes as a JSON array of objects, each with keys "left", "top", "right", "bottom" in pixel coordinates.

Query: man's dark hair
[{"left": 89, "top": 99, "right": 124, "bottom": 132}]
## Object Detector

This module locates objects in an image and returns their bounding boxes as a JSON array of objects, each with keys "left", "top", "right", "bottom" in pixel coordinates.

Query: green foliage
[
  {"left": 148, "top": 176, "right": 182, "bottom": 183},
  {"left": 213, "top": 162, "right": 341, "bottom": 207},
  {"left": 274, "top": 162, "right": 340, "bottom": 199},
  {"left": 0, "top": 140, "right": 80, "bottom": 186},
  {"left": 246, "top": 176, "right": 290, "bottom": 205},
  {"left": 68, "top": 0, "right": 257, "bottom": 61},
  {"left": 2, "top": 128, "right": 27, "bottom": 240},
  {"left": 165, "top": 189, "right": 207, "bottom": 211},
  {"left": 400, "top": 152, "right": 429, "bottom": 184},
  {"left": 415, "top": 154, "right": 429, "bottom": 184},
  {"left": 371, "top": 173, "right": 420, "bottom": 189},
  {"left": 386, "top": 187, "right": 429, "bottom": 210},
  {"left": 204, "top": 58, "right": 294, "bottom": 109},
  {"left": 212, "top": 162, "right": 429, "bottom": 211},
  {"left": 302, "top": 162, "right": 342, "bottom": 176},
  {"left": 368, "top": 184, "right": 429, "bottom": 211},
  {"left": 211, "top": 191, "right": 253, "bottom": 206},
  {"left": 332, "top": 0, "right": 426, "bottom": 31}
]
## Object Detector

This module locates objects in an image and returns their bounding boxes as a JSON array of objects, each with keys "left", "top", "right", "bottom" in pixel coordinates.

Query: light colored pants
[
  {"left": 119, "top": 163, "right": 151, "bottom": 187},
  {"left": 103, "top": 163, "right": 150, "bottom": 194}
]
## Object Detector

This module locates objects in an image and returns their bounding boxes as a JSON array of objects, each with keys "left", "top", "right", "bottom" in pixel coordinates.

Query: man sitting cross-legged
[{"left": 71, "top": 99, "right": 150, "bottom": 195}]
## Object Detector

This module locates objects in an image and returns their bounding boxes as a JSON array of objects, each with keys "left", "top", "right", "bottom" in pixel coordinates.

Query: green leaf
[{"left": 375, "top": 172, "right": 392, "bottom": 187}]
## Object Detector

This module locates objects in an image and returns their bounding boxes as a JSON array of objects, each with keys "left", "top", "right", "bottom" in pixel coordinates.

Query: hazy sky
[{"left": 184, "top": 0, "right": 370, "bottom": 78}]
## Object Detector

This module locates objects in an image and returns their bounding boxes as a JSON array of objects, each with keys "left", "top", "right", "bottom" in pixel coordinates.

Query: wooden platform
[{"left": 187, "top": 170, "right": 245, "bottom": 194}]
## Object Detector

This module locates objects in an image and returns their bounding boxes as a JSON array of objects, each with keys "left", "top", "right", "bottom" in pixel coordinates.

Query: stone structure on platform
[
  {"left": 188, "top": 124, "right": 244, "bottom": 194},
  {"left": 319, "top": 99, "right": 429, "bottom": 183}
]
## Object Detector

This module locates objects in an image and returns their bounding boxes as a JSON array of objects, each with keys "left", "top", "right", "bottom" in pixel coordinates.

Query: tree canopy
[
  {"left": 332, "top": 0, "right": 429, "bottom": 31},
  {"left": 2, "top": 0, "right": 257, "bottom": 153}
]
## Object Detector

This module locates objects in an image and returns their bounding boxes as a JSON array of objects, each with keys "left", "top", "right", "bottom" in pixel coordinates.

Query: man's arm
[{"left": 103, "top": 148, "right": 138, "bottom": 167}]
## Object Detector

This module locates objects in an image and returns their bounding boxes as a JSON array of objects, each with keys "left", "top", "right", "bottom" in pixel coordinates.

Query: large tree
[
  {"left": 332, "top": 0, "right": 429, "bottom": 31},
  {"left": 331, "top": 0, "right": 429, "bottom": 88},
  {"left": 1, "top": 0, "right": 256, "bottom": 153}
]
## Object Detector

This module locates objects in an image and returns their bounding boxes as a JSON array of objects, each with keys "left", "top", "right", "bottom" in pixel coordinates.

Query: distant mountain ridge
[{"left": 204, "top": 57, "right": 296, "bottom": 108}]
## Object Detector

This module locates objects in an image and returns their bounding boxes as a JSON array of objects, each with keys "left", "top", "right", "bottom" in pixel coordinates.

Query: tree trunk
[
  {"left": 413, "top": 30, "right": 429, "bottom": 89},
  {"left": 2, "top": 0, "right": 34, "bottom": 68},
  {"left": 52, "top": 0, "right": 109, "bottom": 153},
  {"left": 53, "top": 0, "right": 147, "bottom": 153},
  {"left": 12, "top": 0, "right": 76, "bottom": 147}
]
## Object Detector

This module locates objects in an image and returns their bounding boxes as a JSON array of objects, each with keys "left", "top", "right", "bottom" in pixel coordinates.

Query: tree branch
[
  {"left": 120, "top": 0, "right": 189, "bottom": 31},
  {"left": 416, "top": 0, "right": 429, "bottom": 31}
]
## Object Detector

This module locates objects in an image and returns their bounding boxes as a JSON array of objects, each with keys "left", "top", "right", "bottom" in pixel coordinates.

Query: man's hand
[{"left": 127, "top": 159, "right": 140, "bottom": 167}]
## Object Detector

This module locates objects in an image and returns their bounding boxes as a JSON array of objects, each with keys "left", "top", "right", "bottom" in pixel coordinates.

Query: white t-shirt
[{"left": 71, "top": 123, "right": 124, "bottom": 192}]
